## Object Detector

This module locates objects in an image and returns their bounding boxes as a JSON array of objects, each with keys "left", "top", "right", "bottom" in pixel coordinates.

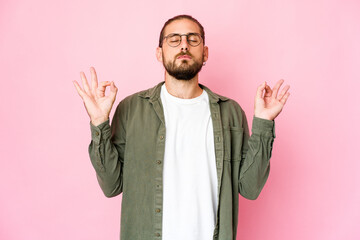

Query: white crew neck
[{"left": 161, "top": 83, "right": 207, "bottom": 105}]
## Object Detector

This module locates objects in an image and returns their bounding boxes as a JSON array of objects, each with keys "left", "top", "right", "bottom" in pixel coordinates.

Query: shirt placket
[
  {"left": 150, "top": 98, "right": 166, "bottom": 240},
  {"left": 209, "top": 100, "right": 224, "bottom": 240}
]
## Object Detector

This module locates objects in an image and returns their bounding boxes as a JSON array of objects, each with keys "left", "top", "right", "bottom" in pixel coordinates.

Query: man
[{"left": 73, "top": 15, "right": 290, "bottom": 240}]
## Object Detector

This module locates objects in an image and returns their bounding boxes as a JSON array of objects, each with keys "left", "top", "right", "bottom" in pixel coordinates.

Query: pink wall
[{"left": 1, "top": 0, "right": 359, "bottom": 239}]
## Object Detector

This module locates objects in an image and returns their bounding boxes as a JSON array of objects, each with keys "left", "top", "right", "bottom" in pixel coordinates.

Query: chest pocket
[{"left": 223, "top": 126, "right": 244, "bottom": 161}]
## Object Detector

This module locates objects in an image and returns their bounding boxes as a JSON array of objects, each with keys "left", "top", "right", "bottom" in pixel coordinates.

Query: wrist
[
  {"left": 254, "top": 113, "right": 274, "bottom": 121},
  {"left": 91, "top": 117, "right": 109, "bottom": 126}
]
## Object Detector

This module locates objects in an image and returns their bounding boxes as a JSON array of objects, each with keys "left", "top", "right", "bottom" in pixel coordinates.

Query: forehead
[{"left": 164, "top": 19, "right": 201, "bottom": 36}]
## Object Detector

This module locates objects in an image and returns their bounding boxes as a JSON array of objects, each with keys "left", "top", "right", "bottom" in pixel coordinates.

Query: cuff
[
  {"left": 251, "top": 116, "right": 276, "bottom": 138},
  {"left": 90, "top": 119, "right": 111, "bottom": 144}
]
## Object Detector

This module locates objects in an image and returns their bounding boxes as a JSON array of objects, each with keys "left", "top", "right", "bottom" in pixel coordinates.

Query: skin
[
  {"left": 73, "top": 18, "right": 290, "bottom": 126},
  {"left": 156, "top": 19, "right": 208, "bottom": 99},
  {"left": 73, "top": 68, "right": 117, "bottom": 126}
]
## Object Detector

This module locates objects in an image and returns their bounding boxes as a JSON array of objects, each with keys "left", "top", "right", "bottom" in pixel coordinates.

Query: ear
[
  {"left": 203, "top": 46, "right": 209, "bottom": 62},
  {"left": 156, "top": 47, "right": 163, "bottom": 63}
]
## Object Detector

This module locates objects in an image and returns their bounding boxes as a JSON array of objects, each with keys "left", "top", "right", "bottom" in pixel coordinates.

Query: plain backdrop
[{"left": 1, "top": 0, "right": 359, "bottom": 239}]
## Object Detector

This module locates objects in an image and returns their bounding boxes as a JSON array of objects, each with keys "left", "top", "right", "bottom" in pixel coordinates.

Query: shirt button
[
  {"left": 159, "top": 135, "right": 164, "bottom": 140},
  {"left": 155, "top": 233, "right": 160, "bottom": 237},
  {"left": 156, "top": 160, "right": 161, "bottom": 164},
  {"left": 95, "top": 132, "right": 99, "bottom": 136},
  {"left": 155, "top": 208, "right": 161, "bottom": 213}
]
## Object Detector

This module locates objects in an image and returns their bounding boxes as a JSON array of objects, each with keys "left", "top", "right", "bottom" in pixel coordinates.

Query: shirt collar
[{"left": 138, "top": 81, "right": 229, "bottom": 103}]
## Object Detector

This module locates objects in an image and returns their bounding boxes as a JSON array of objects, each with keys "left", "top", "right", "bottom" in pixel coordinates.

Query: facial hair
[{"left": 163, "top": 51, "right": 204, "bottom": 81}]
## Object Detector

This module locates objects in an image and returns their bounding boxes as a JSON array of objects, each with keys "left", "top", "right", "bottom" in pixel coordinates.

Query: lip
[{"left": 177, "top": 55, "right": 192, "bottom": 59}]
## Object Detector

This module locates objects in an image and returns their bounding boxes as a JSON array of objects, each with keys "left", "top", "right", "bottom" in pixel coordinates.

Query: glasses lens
[
  {"left": 165, "top": 33, "right": 202, "bottom": 47},
  {"left": 167, "top": 34, "right": 181, "bottom": 47},
  {"left": 187, "top": 34, "right": 201, "bottom": 46}
]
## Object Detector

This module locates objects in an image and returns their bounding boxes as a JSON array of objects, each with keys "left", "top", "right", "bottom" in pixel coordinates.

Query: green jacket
[{"left": 89, "top": 81, "right": 275, "bottom": 240}]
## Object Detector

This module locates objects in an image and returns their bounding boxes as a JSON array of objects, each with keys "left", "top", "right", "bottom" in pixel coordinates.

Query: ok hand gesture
[
  {"left": 254, "top": 79, "right": 290, "bottom": 121},
  {"left": 73, "top": 67, "right": 118, "bottom": 126}
]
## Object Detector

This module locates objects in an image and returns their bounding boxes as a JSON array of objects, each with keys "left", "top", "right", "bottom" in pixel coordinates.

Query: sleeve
[
  {"left": 88, "top": 101, "right": 126, "bottom": 198},
  {"left": 238, "top": 112, "right": 275, "bottom": 200}
]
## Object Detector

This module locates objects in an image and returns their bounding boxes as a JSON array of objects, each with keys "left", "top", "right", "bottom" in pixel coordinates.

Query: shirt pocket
[{"left": 223, "top": 126, "right": 244, "bottom": 162}]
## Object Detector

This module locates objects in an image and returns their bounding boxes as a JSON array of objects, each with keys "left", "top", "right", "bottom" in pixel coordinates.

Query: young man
[{"left": 73, "top": 15, "right": 290, "bottom": 240}]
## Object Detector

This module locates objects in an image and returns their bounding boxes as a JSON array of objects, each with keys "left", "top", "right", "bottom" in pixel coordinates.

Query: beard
[{"left": 162, "top": 52, "right": 204, "bottom": 80}]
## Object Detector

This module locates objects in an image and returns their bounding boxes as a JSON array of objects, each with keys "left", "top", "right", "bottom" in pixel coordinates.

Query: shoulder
[
  {"left": 219, "top": 98, "right": 246, "bottom": 123},
  {"left": 201, "top": 84, "right": 243, "bottom": 110},
  {"left": 203, "top": 85, "right": 244, "bottom": 113},
  {"left": 220, "top": 97, "right": 243, "bottom": 110},
  {"left": 203, "top": 86, "right": 247, "bottom": 127},
  {"left": 114, "top": 82, "right": 163, "bottom": 113},
  {"left": 122, "top": 82, "right": 163, "bottom": 104}
]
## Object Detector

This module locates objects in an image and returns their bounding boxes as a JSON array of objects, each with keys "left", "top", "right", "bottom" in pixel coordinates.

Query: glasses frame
[{"left": 163, "top": 32, "right": 203, "bottom": 48}]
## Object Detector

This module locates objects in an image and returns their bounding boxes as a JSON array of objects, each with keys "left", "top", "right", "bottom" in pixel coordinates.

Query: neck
[{"left": 164, "top": 72, "right": 203, "bottom": 99}]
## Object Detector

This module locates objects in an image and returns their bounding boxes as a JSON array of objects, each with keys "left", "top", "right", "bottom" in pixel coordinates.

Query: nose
[{"left": 180, "top": 35, "right": 189, "bottom": 51}]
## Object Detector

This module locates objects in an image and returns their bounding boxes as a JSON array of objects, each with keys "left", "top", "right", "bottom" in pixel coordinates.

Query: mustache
[{"left": 176, "top": 52, "right": 193, "bottom": 58}]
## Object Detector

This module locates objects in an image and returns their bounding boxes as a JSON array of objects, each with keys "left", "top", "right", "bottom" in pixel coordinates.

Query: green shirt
[{"left": 89, "top": 81, "right": 275, "bottom": 240}]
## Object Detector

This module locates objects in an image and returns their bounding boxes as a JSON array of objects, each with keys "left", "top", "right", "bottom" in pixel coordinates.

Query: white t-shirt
[{"left": 160, "top": 83, "right": 218, "bottom": 240}]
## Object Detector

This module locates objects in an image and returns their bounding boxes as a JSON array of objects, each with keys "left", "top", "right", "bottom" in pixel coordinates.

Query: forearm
[
  {"left": 89, "top": 120, "right": 123, "bottom": 197},
  {"left": 239, "top": 117, "right": 275, "bottom": 200}
]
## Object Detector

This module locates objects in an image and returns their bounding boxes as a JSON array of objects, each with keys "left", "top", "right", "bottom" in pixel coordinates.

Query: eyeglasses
[{"left": 163, "top": 33, "right": 203, "bottom": 47}]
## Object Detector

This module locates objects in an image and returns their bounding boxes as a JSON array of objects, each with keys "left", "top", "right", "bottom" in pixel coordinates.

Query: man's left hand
[{"left": 254, "top": 79, "right": 290, "bottom": 121}]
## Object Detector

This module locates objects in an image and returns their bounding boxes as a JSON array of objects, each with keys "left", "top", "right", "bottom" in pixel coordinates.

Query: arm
[
  {"left": 88, "top": 102, "right": 126, "bottom": 197},
  {"left": 238, "top": 114, "right": 275, "bottom": 200},
  {"left": 238, "top": 79, "right": 290, "bottom": 200},
  {"left": 73, "top": 67, "right": 122, "bottom": 197}
]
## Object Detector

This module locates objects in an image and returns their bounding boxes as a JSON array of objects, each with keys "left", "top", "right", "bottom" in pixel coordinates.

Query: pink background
[{"left": 1, "top": 0, "right": 359, "bottom": 239}]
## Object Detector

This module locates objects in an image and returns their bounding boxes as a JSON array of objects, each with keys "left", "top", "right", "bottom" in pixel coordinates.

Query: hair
[{"left": 158, "top": 14, "right": 205, "bottom": 48}]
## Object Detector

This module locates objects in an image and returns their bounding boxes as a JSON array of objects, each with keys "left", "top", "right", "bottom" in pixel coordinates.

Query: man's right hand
[{"left": 73, "top": 67, "right": 118, "bottom": 126}]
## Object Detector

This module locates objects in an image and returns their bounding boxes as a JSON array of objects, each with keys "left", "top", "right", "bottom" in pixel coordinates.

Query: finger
[
  {"left": 110, "top": 81, "right": 118, "bottom": 92},
  {"left": 90, "top": 67, "right": 98, "bottom": 95},
  {"left": 109, "top": 81, "right": 118, "bottom": 99},
  {"left": 73, "top": 80, "right": 86, "bottom": 99},
  {"left": 280, "top": 92, "right": 290, "bottom": 105},
  {"left": 80, "top": 71, "right": 91, "bottom": 94},
  {"left": 272, "top": 79, "right": 285, "bottom": 98},
  {"left": 264, "top": 84, "right": 272, "bottom": 97},
  {"left": 96, "top": 81, "right": 111, "bottom": 97},
  {"left": 256, "top": 82, "right": 266, "bottom": 99},
  {"left": 277, "top": 85, "right": 290, "bottom": 100}
]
